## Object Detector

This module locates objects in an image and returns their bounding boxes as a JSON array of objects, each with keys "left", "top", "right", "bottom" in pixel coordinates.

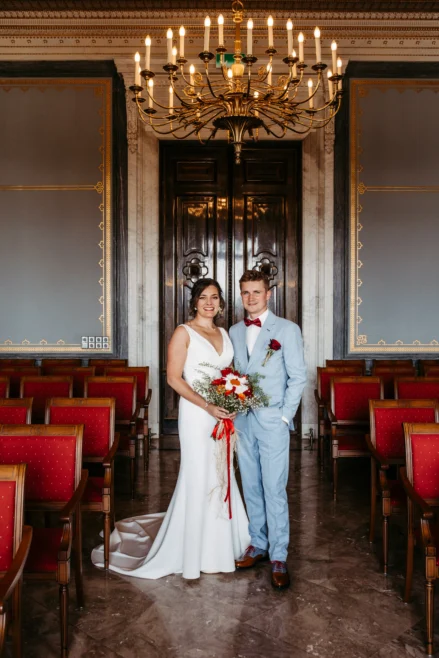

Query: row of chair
[{"left": 0, "top": 358, "right": 128, "bottom": 374}]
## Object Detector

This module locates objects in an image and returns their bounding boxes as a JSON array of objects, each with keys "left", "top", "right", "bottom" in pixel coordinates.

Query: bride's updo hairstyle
[{"left": 190, "top": 278, "right": 225, "bottom": 321}]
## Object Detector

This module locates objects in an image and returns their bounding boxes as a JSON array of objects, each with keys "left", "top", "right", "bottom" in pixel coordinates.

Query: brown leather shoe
[
  {"left": 235, "top": 545, "right": 269, "bottom": 570},
  {"left": 271, "top": 561, "right": 290, "bottom": 590}
]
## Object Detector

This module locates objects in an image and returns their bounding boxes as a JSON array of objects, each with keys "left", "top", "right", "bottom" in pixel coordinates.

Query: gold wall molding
[{"left": 349, "top": 78, "right": 439, "bottom": 354}]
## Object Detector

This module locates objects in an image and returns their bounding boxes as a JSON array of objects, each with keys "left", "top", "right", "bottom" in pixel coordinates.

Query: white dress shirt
[{"left": 245, "top": 308, "right": 289, "bottom": 426}]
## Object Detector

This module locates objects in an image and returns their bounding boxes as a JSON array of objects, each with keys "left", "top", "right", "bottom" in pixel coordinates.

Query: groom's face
[{"left": 240, "top": 281, "right": 271, "bottom": 318}]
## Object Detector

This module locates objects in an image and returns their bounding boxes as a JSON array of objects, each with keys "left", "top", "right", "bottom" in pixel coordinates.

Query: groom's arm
[{"left": 281, "top": 322, "right": 307, "bottom": 424}]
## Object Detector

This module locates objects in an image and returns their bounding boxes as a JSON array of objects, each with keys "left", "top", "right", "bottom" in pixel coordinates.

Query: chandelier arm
[
  {"left": 169, "top": 79, "right": 196, "bottom": 109},
  {"left": 204, "top": 67, "right": 219, "bottom": 99},
  {"left": 137, "top": 92, "right": 176, "bottom": 113},
  {"left": 257, "top": 108, "right": 288, "bottom": 135}
]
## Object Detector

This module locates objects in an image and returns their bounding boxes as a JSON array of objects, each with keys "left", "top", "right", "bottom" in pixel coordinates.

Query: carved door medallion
[{"left": 161, "top": 142, "right": 301, "bottom": 435}]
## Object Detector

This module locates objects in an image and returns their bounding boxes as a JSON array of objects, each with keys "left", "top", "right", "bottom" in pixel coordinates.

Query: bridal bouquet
[{"left": 194, "top": 365, "right": 269, "bottom": 519}]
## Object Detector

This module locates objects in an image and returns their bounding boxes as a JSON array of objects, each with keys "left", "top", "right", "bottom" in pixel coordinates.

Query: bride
[{"left": 92, "top": 278, "right": 250, "bottom": 579}]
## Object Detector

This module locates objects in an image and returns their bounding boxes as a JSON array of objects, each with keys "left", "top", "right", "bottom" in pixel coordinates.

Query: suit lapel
[
  {"left": 235, "top": 321, "right": 248, "bottom": 372},
  {"left": 247, "top": 311, "right": 277, "bottom": 372}
]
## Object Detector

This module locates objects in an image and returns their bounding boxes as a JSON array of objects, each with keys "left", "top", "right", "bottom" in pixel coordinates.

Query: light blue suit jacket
[{"left": 229, "top": 311, "right": 307, "bottom": 428}]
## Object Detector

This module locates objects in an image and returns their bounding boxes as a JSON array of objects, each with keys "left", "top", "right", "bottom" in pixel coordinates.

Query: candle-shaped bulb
[
  {"left": 189, "top": 63, "right": 195, "bottom": 85},
  {"left": 267, "top": 62, "right": 272, "bottom": 85},
  {"left": 331, "top": 40, "right": 337, "bottom": 73},
  {"left": 148, "top": 78, "right": 154, "bottom": 107},
  {"left": 227, "top": 68, "right": 233, "bottom": 79},
  {"left": 145, "top": 35, "right": 151, "bottom": 71},
  {"left": 314, "top": 26, "right": 321, "bottom": 63},
  {"left": 172, "top": 46, "right": 177, "bottom": 64},
  {"left": 218, "top": 14, "right": 224, "bottom": 45},
  {"left": 134, "top": 52, "right": 141, "bottom": 86},
  {"left": 337, "top": 57, "right": 342, "bottom": 74},
  {"left": 179, "top": 26, "right": 185, "bottom": 36},
  {"left": 167, "top": 28, "right": 173, "bottom": 62},
  {"left": 308, "top": 77, "right": 314, "bottom": 108},
  {"left": 298, "top": 32, "right": 304, "bottom": 62},
  {"left": 145, "top": 36, "right": 151, "bottom": 46},
  {"left": 247, "top": 18, "right": 253, "bottom": 55},
  {"left": 169, "top": 85, "right": 174, "bottom": 114},
  {"left": 286, "top": 19, "right": 293, "bottom": 57},
  {"left": 327, "top": 68, "right": 334, "bottom": 99},
  {"left": 204, "top": 16, "right": 211, "bottom": 52},
  {"left": 178, "top": 26, "right": 185, "bottom": 58},
  {"left": 254, "top": 90, "right": 259, "bottom": 98},
  {"left": 267, "top": 15, "right": 274, "bottom": 48}
]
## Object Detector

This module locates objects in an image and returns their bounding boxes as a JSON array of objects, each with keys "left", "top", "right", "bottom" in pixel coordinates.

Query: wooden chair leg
[
  {"left": 333, "top": 458, "right": 338, "bottom": 501},
  {"left": 369, "top": 459, "right": 377, "bottom": 543},
  {"left": 111, "top": 471, "right": 115, "bottom": 531},
  {"left": 104, "top": 510, "right": 111, "bottom": 571},
  {"left": 404, "top": 532, "right": 415, "bottom": 603},
  {"left": 74, "top": 509, "right": 84, "bottom": 609},
  {"left": 12, "top": 579, "right": 22, "bottom": 658},
  {"left": 382, "top": 514, "right": 389, "bottom": 575},
  {"left": 130, "top": 456, "right": 135, "bottom": 499},
  {"left": 425, "top": 578, "right": 435, "bottom": 656},
  {"left": 0, "top": 612, "right": 6, "bottom": 658},
  {"left": 59, "top": 584, "right": 69, "bottom": 658}
]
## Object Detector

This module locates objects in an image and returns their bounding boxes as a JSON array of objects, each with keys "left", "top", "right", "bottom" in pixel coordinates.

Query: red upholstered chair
[
  {"left": 0, "top": 399, "right": 32, "bottom": 425},
  {"left": 395, "top": 377, "right": 439, "bottom": 402},
  {"left": 0, "top": 359, "right": 35, "bottom": 368},
  {"left": 0, "top": 464, "right": 32, "bottom": 658},
  {"left": 20, "top": 376, "right": 73, "bottom": 423},
  {"left": 326, "top": 359, "right": 366, "bottom": 370},
  {"left": 315, "top": 366, "right": 364, "bottom": 466},
  {"left": 43, "top": 367, "right": 96, "bottom": 397},
  {"left": 41, "top": 359, "right": 82, "bottom": 368},
  {"left": 401, "top": 423, "right": 439, "bottom": 657},
  {"left": 0, "top": 377, "right": 10, "bottom": 399},
  {"left": 88, "top": 359, "right": 128, "bottom": 376},
  {"left": 46, "top": 398, "right": 118, "bottom": 570},
  {"left": 372, "top": 365, "right": 416, "bottom": 399},
  {"left": 424, "top": 366, "right": 439, "bottom": 378},
  {"left": 328, "top": 376, "right": 383, "bottom": 500},
  {"left": 420, "top": 360, "right": 439, "bottom": 376},
  {"left": 0, "top": 368, "right": 41, "bottom": 398},
  {"left": 0, "top": 424, "right": 87, "bottom": 658},
  {"left": 85, "top": 376, "right": 139, "bottom": 498},
  {"left": 366, "top": 400, "right": 439, "bottom": 580},
  {"left": 372, "top": 359, "right": 414, "bottom": 368},
  {"left": 105, "top": 367, "right": 152, "bottom": 469}
]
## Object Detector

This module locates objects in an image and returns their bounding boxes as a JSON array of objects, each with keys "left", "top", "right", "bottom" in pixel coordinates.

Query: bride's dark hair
[{"left": 190, "top": 278, "right": 225, "bottom": 320}]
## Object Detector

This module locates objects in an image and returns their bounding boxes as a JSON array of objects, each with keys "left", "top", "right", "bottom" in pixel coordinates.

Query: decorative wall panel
[
  {"left": 0, "top": 77, "right": 113, "bottom": 353},
  {"left": 348, "top": 78, "right": 439, "bottom": 354}
]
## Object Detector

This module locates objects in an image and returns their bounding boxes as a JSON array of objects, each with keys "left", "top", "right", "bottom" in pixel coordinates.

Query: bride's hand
[{"left": 207, "top": 404, "right": 235, "bottom": 421}]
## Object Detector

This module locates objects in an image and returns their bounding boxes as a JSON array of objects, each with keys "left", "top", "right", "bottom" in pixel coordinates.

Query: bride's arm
[{"left": 167, "top": 326, "right": 232, "bottom": 421}]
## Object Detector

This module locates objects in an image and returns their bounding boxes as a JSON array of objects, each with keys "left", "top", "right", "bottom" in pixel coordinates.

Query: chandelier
[{"left": 129, "top": 0, "right": 343, "bottom": 164}]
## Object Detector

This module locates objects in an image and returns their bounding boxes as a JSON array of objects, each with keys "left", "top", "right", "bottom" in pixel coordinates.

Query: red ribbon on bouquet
[{"left": 212, "top": 418, "right": 235, "bottom": 520}]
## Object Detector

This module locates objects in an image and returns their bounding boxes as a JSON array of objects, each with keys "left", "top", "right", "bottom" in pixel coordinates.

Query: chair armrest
[
  {"left": 103, "top": 432, "right": 120, "bottom": 468},
  {"left": 314, "top": 389, "right": 324, "bottom": 408},
  {"left": 0, "top": 526, "right": 33, "bottom": 613},
  {"left": 142, "top": 389, "right": 152, "bottom": 408},
  {"left": 59, "top": 470, "right": 89, "bottom": 522},
  {"left": 130, "top": 404, "right": 142, "bottom": 426},
  {"left": 401, "top": 467, "right": 435, "bottom": 519},
  {"left": 365, "top": 434, "right": 390, "bottom": 468},
  {"left": 326, "top": 404, "right": 337, "bottom": 424}
]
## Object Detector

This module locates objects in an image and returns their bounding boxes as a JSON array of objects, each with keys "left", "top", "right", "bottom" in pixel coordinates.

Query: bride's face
[{"left": 195, "top": 285, "right": 221, "bottom": 319}]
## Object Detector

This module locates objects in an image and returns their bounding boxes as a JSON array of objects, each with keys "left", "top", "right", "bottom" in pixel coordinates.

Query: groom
[{"left": 229, "top": 270, "right": 306, "bottom": 590}]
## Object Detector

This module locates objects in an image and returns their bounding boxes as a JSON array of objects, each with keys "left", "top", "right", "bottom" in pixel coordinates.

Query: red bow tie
[{"left": 244, "top": 317, "right": 262, "bottom": 328}]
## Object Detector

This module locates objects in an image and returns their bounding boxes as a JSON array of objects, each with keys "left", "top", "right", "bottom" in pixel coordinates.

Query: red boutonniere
[{"left": 262, "top": 339, "right": 281, "bottom": 366}]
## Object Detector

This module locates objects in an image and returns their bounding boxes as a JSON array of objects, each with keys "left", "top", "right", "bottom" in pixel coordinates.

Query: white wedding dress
[{"left": 91, "top": 324, "right": 250, "bottom": 579}]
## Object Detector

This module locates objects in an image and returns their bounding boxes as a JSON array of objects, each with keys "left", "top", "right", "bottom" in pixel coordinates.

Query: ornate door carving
[{"left": 161, "top": 142, "right": 301, "bottom": 435}]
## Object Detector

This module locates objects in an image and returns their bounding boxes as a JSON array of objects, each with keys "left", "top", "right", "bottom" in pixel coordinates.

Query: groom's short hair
[{"left": 239, "top": 270, "right": 269, "bottom": 291}]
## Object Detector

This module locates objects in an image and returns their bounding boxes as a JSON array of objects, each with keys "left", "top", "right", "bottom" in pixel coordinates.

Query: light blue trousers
[{"left": 236, "top": 408, "right": 290, "bottom": 562}]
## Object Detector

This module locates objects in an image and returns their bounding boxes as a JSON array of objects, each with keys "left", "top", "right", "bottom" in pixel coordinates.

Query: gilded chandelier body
[{"left": 130, "top": 0, "right": 343, "bottom": 164}]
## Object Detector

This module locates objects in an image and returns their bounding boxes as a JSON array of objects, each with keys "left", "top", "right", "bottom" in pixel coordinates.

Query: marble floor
[{"left": 10, "top": 439, "right": 439, "bottom": 658}]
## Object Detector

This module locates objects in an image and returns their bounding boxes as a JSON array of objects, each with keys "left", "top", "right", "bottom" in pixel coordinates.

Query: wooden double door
[{"left": 160, "top": 142, "right": 302, "bottom": 434}]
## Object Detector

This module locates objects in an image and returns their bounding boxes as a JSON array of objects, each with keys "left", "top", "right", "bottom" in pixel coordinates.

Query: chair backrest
[
  {"left": 326, "top": 360, "right": 365, "bottom": 371},
  {"left": 20, "top": 377, "right": 73, "bottom": 423},
  {"left": 404, "top": 422, "right": 439, "bottom": 504},
  {"left": 85, "top": 376, "right": 136, "bottom": 423},
  {"left": 317, "top": 366, "right": 364, "bottom": 403},
  {"left": 0, "top": 376, "right": 10, "bottom": 398},
  {"left": 0, "top": 425, "right": 83, "bottom": 507},
  {"left": 370, "top": 399, "right": 439, "bottom": 460},
  {"left": 395, "top": 377, "right": 439, "bottom": 401},
  {"left": 46, "top": 398, "right": 115, "bottom": 459},
  {"left": 419, "top": 360, "right": 439, "bottom": 375},
  {"left": 1, "top": 367, "right": 41, "bottom": 398},
  {"left": 0, "top": 463, "right": 26, "bottom": 573},
  {"left": 88, "top": 359, "right": 128, "bottom": 376},
  {"left": 424, "top": 366, "right": 439, "bottom": 377},
  {"left": 42, "top": 366, "right": 96, "bottom": 397},
  {"left": 104, "top": 366, "right": 149, "bottom": 405},
  {"left": 0, "top": 359, "right": 35, "bottom": 368},
  {"left": 0, "top": 399, "right": 32, "bottom": 424},
  {"left": 372, "top": 359, "right": 413, "bottom": 368},
  {"left": 371, "top": 366, "right": 416, "bottom": 399},
  {"left": 331, "top": 376, "right": 383, "bottom": 423},
  {"left": 40, "top": 359, "right": 82, "bottom": 368}
]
